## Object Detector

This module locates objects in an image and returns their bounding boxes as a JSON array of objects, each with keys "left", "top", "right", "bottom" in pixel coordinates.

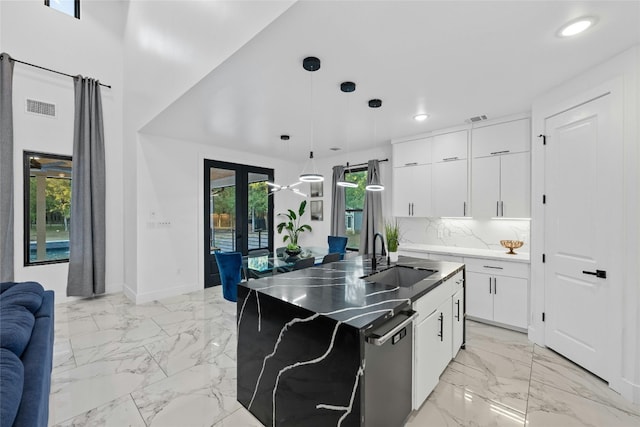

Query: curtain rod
[
  {"left": 344, "top": 158, "right": 389, "bottom": 169},
  {"left": 1, "top": 55, "right": 111, "bottom": 89}
]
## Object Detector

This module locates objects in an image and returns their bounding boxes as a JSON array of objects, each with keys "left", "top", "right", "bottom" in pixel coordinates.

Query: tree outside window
[{"left": 344, "top": 168, "right": 367, "bottom": 250}]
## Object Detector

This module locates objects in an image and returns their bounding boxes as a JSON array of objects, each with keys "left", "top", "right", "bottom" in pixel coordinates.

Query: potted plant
[
  {"left": 276, "top": 200, "right": 312, "bottom": 257},
  {"left": 385, "top": 219, "right": 401, "bottom": 262}
]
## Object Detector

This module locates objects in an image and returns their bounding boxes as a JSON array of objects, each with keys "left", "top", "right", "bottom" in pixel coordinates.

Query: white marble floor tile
[
  {"left": 405, "top": 381, "right": 526, "bottom": 427},
  {"left": 54, "top": 314, "right": 99, "bottom": 341},
  {"left": 52, "top": 338, "right": 76, "bottom": 374},
  {"left": 49, "top": 346, "right": 166, "bottom": 425},
  {"left": 531, "top": 345, "right": 640, "bottom": 417},
  {"left": 213, "top": 407, "right": 264, "bottom": 427},
  {"left": 53, "top": 394, "right": 146, "bottom": 427},
  {"left": 151, "top": 306, "right": 226, "bottom": 336},
  {"left": 464, "top": 321, "right": 533, "bottom": 365},
  {"left": 70, "top": 318, "right": 168, "bottom": 366},
  {"left": 131, "top": 356, "right": 238, "bottom": 427},
  {"left": 92, "top": 301, "right": 170, "bottom": 330},
  {"left": 144, "top": 321, "right": 236, "bottom": 376},
  {"left": 526, "top": 380, "right": 640, "bottom": 427},
  {"left": 441, "top": 358, "right": 531, "bottom": 413}
]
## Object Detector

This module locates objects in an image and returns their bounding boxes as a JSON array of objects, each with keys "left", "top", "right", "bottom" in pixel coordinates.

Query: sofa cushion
[
  {"left": 0, "top": 348, "right": 25, "bottom": 427},
  {"left": 0, "top": 305, "right": 35, "bottom": 357},
  {"left": 0, "top": 281, "right": 44, "bottom": 314}
]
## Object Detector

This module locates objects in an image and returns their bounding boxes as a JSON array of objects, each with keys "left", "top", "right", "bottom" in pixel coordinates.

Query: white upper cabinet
[
  {"left": 433, "top": 160, "right": 468, "bottom": 217},
  {"left": 500, "top": 152, "right": 530, "bottom": 218},
  {"left": 393, "top": 164, "right": 432, "bottom": 217},
  {"left": 432, "top": 130, "right": 468, "bottom": 162},
  {"left": 393, "top": 137, "right": 432, "bottom": 167},
  {"left": 471, "top": 118, "right": 530, "bottom": 158}
]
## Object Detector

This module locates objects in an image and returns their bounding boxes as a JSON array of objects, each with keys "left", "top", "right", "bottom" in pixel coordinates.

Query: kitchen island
[{"left": 236, "top": 255, "right": 465, "bottom": 427}]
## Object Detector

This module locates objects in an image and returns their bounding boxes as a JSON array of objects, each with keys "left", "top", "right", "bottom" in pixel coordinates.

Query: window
[
  {"left": 45, "top": 0, "right": 80, "bottom": 19},
  {"left": 344, "top": 168, "right": 367, "bottom": 250},
  {"left": 23, "top": 152, "right": 73, "bottom": 265}
]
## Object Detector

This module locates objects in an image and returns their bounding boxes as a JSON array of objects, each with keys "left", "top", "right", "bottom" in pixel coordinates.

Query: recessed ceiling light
[
  {"left": 414, "top": 113, "right": 429, "bottom": 122},
  {"left": 558, "top": 17, "right": 596, "bottom": 37}
]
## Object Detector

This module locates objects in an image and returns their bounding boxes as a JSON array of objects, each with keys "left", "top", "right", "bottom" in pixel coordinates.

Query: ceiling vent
[
  {"left": 466, "top": 114, "right": 488, "bottom": 123},
  {"left": 26, "top": 99, "right": 56, "bottom": 118}
]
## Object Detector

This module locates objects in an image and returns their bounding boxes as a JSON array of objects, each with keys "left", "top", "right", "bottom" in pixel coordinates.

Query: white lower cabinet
[
  {"left": 413, "top": 271, "right": 464, "bottom": 410},
  {"left": 464, "top": 258, "right": 529, "bottom": 330}
]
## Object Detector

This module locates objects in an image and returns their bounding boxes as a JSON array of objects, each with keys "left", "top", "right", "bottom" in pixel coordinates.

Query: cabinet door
[
  {"left": 433, "top": 160, "right": 468, "bottom": 217},
  {"left": 432, "top": 130, "right": 468, "bottom": 162},
  {"left": 414, "top": 310, "right": 441, "bottom": 409},
  {"left": 452, "top": 288, "right": 464, "bottom": 358},
  {"left": 393, "top": 166, "right": 414, "bottom": 217},
  {"left": 465, "top": 271, "right": 494, "bottom": 321},
  {"left": 493, "top": 275, "right": 528, "bottom": 329},
  {"left": 500, "top": 152, "right": 530, "bottom": 218},
  {"left": 393, "top": 164, "right": 431, "bottom": 217},
  {"left": 471, "top": 118, "right": 530, "bottom": 158},
  {"left": 471, "top": 155, "right": 500, "bottom": 218},
  {"left": 393, "top": 137, "right": 432, "bottom": 167}
]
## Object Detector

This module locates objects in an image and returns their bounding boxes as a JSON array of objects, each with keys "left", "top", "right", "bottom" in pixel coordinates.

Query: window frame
[
  {"left": 23, "top": 150, "right": 73, "bottom": 266},
  {"left": 344, "top": 166, "right": 367, "bottom": 251},
  {"left": 44, "top": 0, "right": 80, "bottom": 19}
]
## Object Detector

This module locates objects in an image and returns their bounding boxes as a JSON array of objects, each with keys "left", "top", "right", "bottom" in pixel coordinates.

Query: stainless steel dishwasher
[{"left": 364, "top": 309, "right": 417, "bottom": 427}]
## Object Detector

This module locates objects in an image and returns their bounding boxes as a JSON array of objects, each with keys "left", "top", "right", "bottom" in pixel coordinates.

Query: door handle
[
  {"left": 438, "top": 312, "right": 444, "bottom": 341},
  {"left": 582, "top": 270, "right": 607, "bottom": 279}
]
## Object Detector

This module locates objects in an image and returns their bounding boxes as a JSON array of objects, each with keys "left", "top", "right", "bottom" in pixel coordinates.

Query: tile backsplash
[{"left": 397, "top": 217, "right": 530, "bottom": 252}]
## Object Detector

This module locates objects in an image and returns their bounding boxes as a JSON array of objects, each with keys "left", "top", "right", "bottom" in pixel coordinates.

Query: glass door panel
[
  {"left": 210, "top": 167, "right": 237, "bottom": 252},
  {"left": 248, "top": 172, "right": 270, "bottom": 252}
]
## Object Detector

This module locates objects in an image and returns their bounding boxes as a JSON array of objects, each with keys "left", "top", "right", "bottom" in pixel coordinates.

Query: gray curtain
[
  {"left": 67, "top": 77, "right": 106, "bottom": 297},
  {"left": 0, "top": 53, "right": 14, "bottom": 282},
  {"left": 359, "top": 160, "right": 383, "bottom": 255},
  {"left": 330, "top": 165, "right": 346, "bottom": 236}
]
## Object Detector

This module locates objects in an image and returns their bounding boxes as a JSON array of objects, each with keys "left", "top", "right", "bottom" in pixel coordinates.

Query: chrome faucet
[{"left": 371, "top": 232, "right": 387, "bottom": 271}]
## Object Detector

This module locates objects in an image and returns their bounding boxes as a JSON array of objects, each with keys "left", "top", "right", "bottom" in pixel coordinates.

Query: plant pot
[
  {"left": 388, "top": 251, "right": 399, "bottom": 263},
  {"left": 285, "top": 247, "right": 302, "bottom": 258}
]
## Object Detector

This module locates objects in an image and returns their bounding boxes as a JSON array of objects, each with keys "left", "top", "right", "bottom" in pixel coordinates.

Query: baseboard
[
  {"left": 129, "top": 283, "right": 201, "bottom": 305},
  {"left": 466, "top": 316, "right": 528, "bottom": 334},
  {"left": 54, "top": 283, "right": 125, "bottom": 304},
  {"left": 614, "top": 377, "right": 640, "bottom": 405}
]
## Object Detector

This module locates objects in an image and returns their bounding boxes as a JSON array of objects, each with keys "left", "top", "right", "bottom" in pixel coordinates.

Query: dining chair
[
  {"left": 328, "top": 235, "right": 348, "bottom": 260},
  {"left": 214, "top": 251, "right": 244, "bottom": 302},
  {"left": 292, "top": 257, "right": 315, "bottom": 270},
  {"left": 322, "top": 253, "right": 341, "bottom": 264}
]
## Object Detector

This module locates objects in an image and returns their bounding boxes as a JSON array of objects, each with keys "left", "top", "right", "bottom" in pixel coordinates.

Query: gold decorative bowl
[{"left": 500, "top": 240, "right": 524, "bottom": 255}]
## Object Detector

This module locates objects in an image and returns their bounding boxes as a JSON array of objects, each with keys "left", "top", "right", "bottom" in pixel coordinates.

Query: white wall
[
  {"left": 531, "top": 45, "right": 640, "bottom": 404},
  {"left": 120, "top": 1, "right": 295, "bottom": 298},
  {"left": 131, "top": 132, "right": 300, "bottom": 303},
  {"left": 0, "top": 0, "right": 125, "bottom": 302}
]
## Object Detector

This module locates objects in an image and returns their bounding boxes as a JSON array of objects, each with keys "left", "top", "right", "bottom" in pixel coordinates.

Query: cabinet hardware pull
[
  {"left": 496, "top": 201, "right": 499, "bottom": 216},
  {"left": 489, "top": 277, "right": 492, "bottom": 294},
  {"left": 443, "top": 156, "right": 458, "bottom": 161},
  {"left": 463, "top": 201, "right": 467, "bottom": 216},
  {"left": 405, "top": 162, "right": 418, "bottom": 166},
  {"left": 500, "top": 201, "right": 504, "bottom": 217},
  {"left": 582, "top": 270, "right": 607, "bottom": 279},
  {"left": 409, "top": 203, "right": 411, "bottom": 216},
  {"left": 411, "top": 203, "right": 414, "bottom": 216},
  {"left": 483, "top": 265, "right": 503, "bottom": 270},
  {"left": 438, "top": 312, "right": 444, "bottom": 341},
  {"left": 494, "top": 277, "right": 497, "bottom": 294},
  {"left": 455, "top": 300, "right": 460, "bottom": 320},
  {"left": 490, "top": 150, "right": 511, "bottom": 155}
]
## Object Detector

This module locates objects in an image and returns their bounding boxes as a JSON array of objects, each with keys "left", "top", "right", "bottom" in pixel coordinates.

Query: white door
[
  {"left": 465, "top": 271, "right": 494, "bottom": 321},
  {"left": 544, "top": 94, "right": 618, "bottom": 381},
  {"left": 433, "top": 160, "right": 468, "bottom": 217},
  {"left": 451, "top": 288, "right": 464, "bottom": 358}
]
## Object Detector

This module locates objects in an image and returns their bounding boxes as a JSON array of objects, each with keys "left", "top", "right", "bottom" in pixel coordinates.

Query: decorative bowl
[{"left": 500, "top": 240, "right": 524, "bottom": 255}]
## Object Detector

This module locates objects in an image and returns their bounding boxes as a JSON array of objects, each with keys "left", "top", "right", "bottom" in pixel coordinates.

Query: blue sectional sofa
[{"left": 0, "top": 282, "right": 55, "bottom": 427}]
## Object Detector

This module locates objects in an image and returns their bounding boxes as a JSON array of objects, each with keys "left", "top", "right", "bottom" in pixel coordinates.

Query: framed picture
[
  {"left": 310, "top": 181, "right": 323, "bottom": 197},
  {"left": 310, "top": 200, "right": 323, "bottom": 221}
]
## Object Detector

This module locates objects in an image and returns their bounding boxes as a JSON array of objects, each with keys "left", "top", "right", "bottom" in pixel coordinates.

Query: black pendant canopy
[
  {"left": 368, "top": 99, "right": 382, "bottom": 108},
  {"left": 303, "top": 56, "right": 321, "bottom": 72},
  {"left": 340, "top": 81, "right": 356, "bottom": 93}
]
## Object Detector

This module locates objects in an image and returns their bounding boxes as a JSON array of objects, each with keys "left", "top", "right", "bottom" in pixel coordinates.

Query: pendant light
[
  {"left": 365, "top": 99, "right": 385, "bottom": 191},
  {"left": 337, "top": 81, "right": 358, "bottom": 188},
  {"left": 298, "top": 56, "right": 324, "bottom": 183}
]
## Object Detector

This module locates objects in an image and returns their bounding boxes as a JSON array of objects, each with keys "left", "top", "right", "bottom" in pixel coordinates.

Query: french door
[{"left": 204, "top": 160, "right": 274, "bottom": 287}]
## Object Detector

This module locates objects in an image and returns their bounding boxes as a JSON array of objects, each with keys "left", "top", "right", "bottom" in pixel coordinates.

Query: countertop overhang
[{"left": 239, "top": 255, "right": 464, "bottom": 331}]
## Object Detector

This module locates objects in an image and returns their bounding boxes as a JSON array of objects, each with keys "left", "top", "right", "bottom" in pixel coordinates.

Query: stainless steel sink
[{"left": 363, "top": 265, "right": 436, "bottom": 287}]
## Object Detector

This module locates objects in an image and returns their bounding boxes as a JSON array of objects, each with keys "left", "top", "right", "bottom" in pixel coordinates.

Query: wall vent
[
  {"left": 25, "top": 99, "right": 56, "bottom": 118},
  {"left": 466, "top": 114, "right": 488, "bottom": 123}
]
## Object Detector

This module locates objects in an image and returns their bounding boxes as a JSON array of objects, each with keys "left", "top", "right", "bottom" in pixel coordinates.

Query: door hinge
[
  {"left": 538, "top": 134, "right": 546, "bottom": 145},
  {"left": 543, "top": 194, "right": 546, "bottom": 204},
  {"left": 542, "top": 312, "right": 546, "bottom": 322},
  {"left": 542, "top": 254, "right": 546, "bottom": 263}
]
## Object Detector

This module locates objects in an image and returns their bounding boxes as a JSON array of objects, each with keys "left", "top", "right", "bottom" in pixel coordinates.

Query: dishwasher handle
[{"left": 366, "top": 310, "right": 418, "bottom": 346}]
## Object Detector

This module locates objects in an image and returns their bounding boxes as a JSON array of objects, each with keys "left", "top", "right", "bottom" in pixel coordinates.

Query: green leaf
[
  {"left": 287, "top": 209, "right": 297, "bottom": 220},
  {"left": 298, "top": 200, "right": 307, "bottom": 217}
]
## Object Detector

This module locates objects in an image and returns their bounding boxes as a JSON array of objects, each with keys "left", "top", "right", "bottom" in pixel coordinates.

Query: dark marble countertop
[{"left": 239, "top": 255, "right": 464, "bottom": 331}]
